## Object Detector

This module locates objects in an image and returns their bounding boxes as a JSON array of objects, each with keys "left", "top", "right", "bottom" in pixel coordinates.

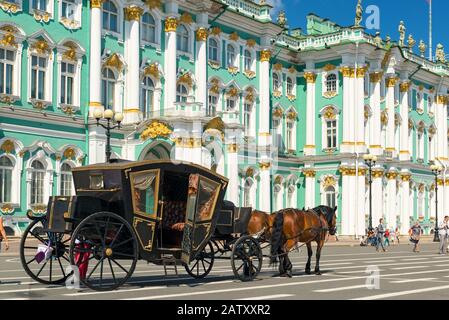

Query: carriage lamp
[
  {"left": 430, "top": 165, "right": 443, "bottom": 242},
  {"left": 93, "top": 110, "right": 124, "bottom": 163},
  {"left": 363, "top": 154, "right": 377, "bottom": 232}
]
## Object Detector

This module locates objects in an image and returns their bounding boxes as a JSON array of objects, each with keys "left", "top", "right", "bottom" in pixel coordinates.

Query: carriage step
[{"left": 161, "top": 255, "right": 178, "bottom": 277}]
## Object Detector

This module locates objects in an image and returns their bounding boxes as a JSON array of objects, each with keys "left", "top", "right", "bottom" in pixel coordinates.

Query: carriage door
[
  {"left": 129, "top": 169, "right": 161, "bottom": 253},
  {"left": 181, "top": 174, "right": 221, "bottom": 264}
]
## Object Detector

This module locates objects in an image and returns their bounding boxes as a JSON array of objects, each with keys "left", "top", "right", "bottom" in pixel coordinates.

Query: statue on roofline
[
  {"left": 354, "top": 0, "right": 363, "bottom": 27},
  {"left": 398, "top": 21, "right": 406, "bottom": 47}
]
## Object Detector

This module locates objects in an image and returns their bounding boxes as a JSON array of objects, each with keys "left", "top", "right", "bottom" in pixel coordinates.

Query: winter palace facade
[{"left": 0, "top": 0, "right": 448, "bottom": 237}]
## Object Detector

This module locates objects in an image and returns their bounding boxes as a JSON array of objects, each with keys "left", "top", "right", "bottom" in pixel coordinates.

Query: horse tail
[{"left": 270, "top": 211, "right": 284, "bottom": 265}]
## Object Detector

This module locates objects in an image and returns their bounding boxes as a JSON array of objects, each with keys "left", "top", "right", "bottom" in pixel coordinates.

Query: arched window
[
  {"left": 177, "top": 25, "right": 189, "bottom": 53},
  {"left": 30, "top": 160, "right": 45, "bottom": 205},
  {"left": 0, "top": 48, "right": 15, "bottom": 95},
  {"left": 141, "top": 13, "right": 156, "bottom": 44},
  {"left": 243, "top": 178, "right": 253, "bottom": 207},
  {"left": 30, "top": 55, "right": 48, "bottom": 100},
  {"left": 208, "top": 93, "right": 218, "bottom": 117},
  {"left": 32, "top": 0, "right": 47, "bottom": 11},
  {"left": 287, "top": 184, "right": 296, "bottom": 208},
  {"left": 60, "top": 163, "right": 73, "bottom": 196},
  {"left": 141, "top": 76, "right": 154, "bottom": 119},
  {"left": 325, "top": 186, "right": 336, "bottom": 208},
  {"left": 244, "top": 49, "right": 252, "bottom": 71},
  {"left": 102, "top": 1, "right": 118, "bottom": 33},
  {"left": 286, "top": 77, "right": 293, "bottom": 96},
  {"left": 325, "top": 119, "right": 337, "bottom": 149},
  {"left": 176, "top": 84, "right": 188, "bottom": 103},
  {"left": 226, "top": 97, "right": 236, "bottom": 111},
  {"left": 226, "top": 44, "right": 236, "bottom": 67},
  {"left": 272, "top": 73, "right": 280, "bottom": 92},
  {"left": 0, "top": 156, "right": 13, "bottom": 203},
  {"left": 274, "top": 183, "right": 283, "bottom": 211},
  {"left": 60, "top": 61, "right": 75, "bottom": 105},
  {"left": 286, "top": 121, "right": 294, "bottom": 150},
  {"left": 101, "top": 68, "right": 116, "bottom": 110},
  {"left": 244, "top": 101, "right": 252, "bottom": 136},
  {"left": 326, "top": 74, "right": 337, "bottom": 93},
  {"left": 208, "top": 38, "right": 219, "bottom": 62}
]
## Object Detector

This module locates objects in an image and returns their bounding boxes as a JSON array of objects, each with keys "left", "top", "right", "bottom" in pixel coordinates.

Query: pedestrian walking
[
  {"left": 0, "top": 216, "right": 9, "bottom": 253},
  {"left": 409, "top": 221, "right": 423, "bottom": 253},
  {"left": 384, "top": 229, "right": 390, "bottom": 247},
  {"left": 395, "top": 227, "right": 400, "bottom": 244},
  {"left": 438, "top": 216, "right": 449, "bottom": 254},
  {"left": 376, "top": 218, "right": 387, "bottom": 252}
]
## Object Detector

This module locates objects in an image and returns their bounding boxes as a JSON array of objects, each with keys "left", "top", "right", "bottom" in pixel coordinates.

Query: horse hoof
[
  {"left": 315, "top": 272, "right": 322, "bottom": 276},
  {"left": 305, "top": 270, "right": 311, "bottom": 275}
]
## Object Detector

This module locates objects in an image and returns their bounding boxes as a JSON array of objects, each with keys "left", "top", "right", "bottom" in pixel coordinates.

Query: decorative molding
[
  {"left": 229, "top": 31, "right": 239, "bottom": 42},
  {"left": 144, "top": 0, "right": 162, "bottom": 10},
  {"left": 124, "top": 6, "right": 143, "bottom": 21},
  {"left": 260, "top": 49, "right": 271, "bottom": 62},
  {"left": 273, "top": 63, "right": 282, "bottom": 71},
  {"left": 303, "top": 169, "right": 316, "bottom": 178},
  {"left": 0, "top": 140, "right": 14, "bottom": 154},
  {"left": 369, "top": 72, "right": 383, "bottom": 83},
  {"left": 140, "top": 121, "right": 172, "bottom": 140},
  {"left": 104, "top": 53, "right": 124, "bottom": 72},
  {"left": 210, "top": 26, "right": 221, "bottom": 36},
  {"left": 323, "top": 64, "right": 336, "bottom": 72},
  {"left": 304, "top": 72, "right": 316, "bottom": 83},
  {"left": 196, "top": 28, "right": 208, "bottom": 42},
  {"left": 243, "top": 70, "right": 256, "bottom": 79},
  {"left": 436, "top": 95, "right": 448, "bottom": 105},
  {"left": 165, "top": 17, "right": 178, "bottom": 32},
  {"left": 246, "top": 39, "right": 256, "bottom": 47},
  {"left": 90, "top": 0, "right": 104, "bottom": 9},
  {"left": 385, "top": 77, "right": 398, "bottom": 88},
  {"left": 399, "top": 81, "right": 411, "bottom": 92},
  {"left": 33, "top": 9, "right": 51, "bottom": 23},
  {"left": 143, "top": 62, "right": 161, "bottom": 79},
  {"left": 179, "top": 12, "right": 193, "bottom": 25},
  {"left": 227, "top": 143, "right": 238, "bottom": 153},
  {"left": 259, "top": 162, "right": 271, "bottom": 171},
  {"left": 386, "top": 172, "right": 399, "bottom": 180},
  {"left": 0, "top": 0, "right": 20, "bottom": 13}
]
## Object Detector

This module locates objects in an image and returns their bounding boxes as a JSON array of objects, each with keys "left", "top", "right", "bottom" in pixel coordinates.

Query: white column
[
  {"left": 195, "top": 13, "right": 208, "bottom": 113},
  {"left": 385, "top": 170, "right": 398, "bottom": 229},
  {"left": 304, "top": 71, "right": 316, "bottom": 156},
  {"left": 89, "top": 0, "right": 103, "bottom": 116},
  {"left": 340, "top": 170, "right": 351, "bottom": 236},
  {"left": 164, "top": 15, "right": 178, "bottom": 113},
  {"left": 88, "top": 126, "right": 106, "bottom": 164},
  {"left": 369, "top": 72, "right": 383, "bottom": 155},
  {"left": 226, "top": 144, "right": 239, "bottom": 205},
  {"left": 444, "top": 177, "right": 449, "bottom": 216},
  {"left": 356, "top": 168, "right": 366, "bottom": 237},
  {"left": 385, "top": 76, "right": 397, "bottom": 157},
  {"left": 437, "top": 179, "right": 444, "bottom": 223},
  {"left": 258, "top": 48, "right": 271, "bottom": 146},
  {"left": 355, "top": 67, "right": 367, "bottom": 153},
  {"left": 123, "top": 6, "right": 143, "bottom": 124},
  {"left": 340, "top": 67, "right": 354, "bottom": 153},
  {"left": 258, "top": 162, "right": 271, "bottom": 212},
  {"left": 436, "top": 94, "right": 448, "bottom": 162},
  {"left": 303, "top": 169, "right": 316, "bottom": 209},
  {"left": 400, "top": 172, "right": 411, "bottom": 234},
  {"left": 371, "top": 168, "right": 384, "bottom": 227},
  {"left": 399, "top": 81, "right": 411, "bottom": 161}
]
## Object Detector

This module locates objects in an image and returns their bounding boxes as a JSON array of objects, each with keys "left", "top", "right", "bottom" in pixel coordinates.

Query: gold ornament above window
[
  {"left": 209, "top": 79, "right": 220, "bottom": 95},
  {"left": 1, "top": 140, "right": 14, "bottom": 154},
  {"left": 229, "top": 32, "right": 239, "bottom": 42},
  {"left": 323, "top": 64, "right": 336, "bottom": 72},
  {"left": 210, "top": 27, "right": 221, "bottom": 36},
  {"left": 33, "top": 10, "right": 51, "bottom": 23},
  {"left": 32, "top": 39, "right": 50, "bottom": 55},
  {"left": 144, "top": 0, "right": 162, "bottom": 10},
  {"left": 273, "top": 63, "right": 282, "bottom": 71},
  {"left": 227, "top": 87, "right": 239, "bottom": 98},
  {"left": 124, "top": 6, "right": 143, "bottom": 21},
  {"left": 164, "top": 17, "right": 178, "bottom": 32},
  {"left": 0, "top": 1, "right": 20, "bottom": 13},
  {"left": 196, "top": 28, "right": 208, "bottom": 41},
  {"left": 90, "top": 0, "right": 104, "bottom": 9},
  {"left": 0, "top": 32, "right": 17, "bottom": 48},
  {"left": 246, "top": 39, "right": 256, "bottom": 48},
  {"left": 177, "top": 72, "right": 193, "bottom": 88},
  {"left": 144, "top": 63, "right": 160, "bottom": 79},
  {"left": 104, "top": 53, "right": 124, "bottom": 72},
  {"left": 140, "top": 121, "right": 172, "bottom": 141},
  {"left": 180, "top": 12, "right": 193, "bottom": 24},
  {"left": 323, "top": 106, "right": 336, "bottom": 120},
  {"left": 323, "top": 176, "right": 336, "bottom": 188},
  {"left": 63, "top": 148, "right": 76, "bottom": 160}
]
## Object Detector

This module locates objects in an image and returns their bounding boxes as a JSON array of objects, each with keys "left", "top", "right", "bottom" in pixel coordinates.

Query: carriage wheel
[
  {"left": 184, "top": 241, "right": 215, "bottom": 279},
  {"left": 69, "top": 212, "right": 138, "bottom": 291},
  {"left": 20, "top": 219, "right": 72, "bottom": 285},
  {"left": 231, "top": 236, "right": 262, "bottom": 281}
]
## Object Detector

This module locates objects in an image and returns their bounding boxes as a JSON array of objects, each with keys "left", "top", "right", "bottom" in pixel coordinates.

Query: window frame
[
  {"left": 59, "top": 0, "right": 82, "bottom": 29},
  {"left": 176, "top": 83, "right": 189, "bottom": 103},
  {"left": 0, "top": 155, "right": 13, "bottom": 203},
  {"left": 141, "top": 76, "right": 155, "bottom": 119},
  {"left": 102, "top": 0, "right": 120, "bottom": 36},
  {"left": 0, "top": 48, "right": 15, "bottom": 96},
  {"left": 141, "top": 12, "right": 157, "bottom": 45},
  {"left": 101, "top": 67, "right": 117, "bottom": 111},
  {"left": 176, "top": 24, "right": 191, "bottom": 54},
  {"left": 59, "top": 162, "right": 74, "bottom": 196},
  {"left": 29, "top": 54, "right": 49, "bottom": 101}
]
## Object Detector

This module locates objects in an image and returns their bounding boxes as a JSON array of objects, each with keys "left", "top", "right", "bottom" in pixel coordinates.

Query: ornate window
[
  {"left": 226, "top": 97, "right": 236, "bottom": 111},
  {"left": 30, "top": 55, "right": 48, "bottom": 101},
  {"left": 0, "top": 156, "right": 13, "bottom": 203},
  {"left": 101, "top": 68, "right": 116, "bottom": 110},
  {"left": 30, "top": 160, "right": 45, "bottom": 205},
  {"left": 326, "top": 120, "right": 337, "bottom": 149},
  {"left": 286, "top": 121, "right": 294, "bottom": 151},
  {"left": 321, "top": 106, "right": 339, "bottom": 151},
  {"left": 59, "top": 0, "right": 81, "bottom": 28},
  {"left": 286, "top": 77, "right": 293, "bottom": 96},
  {"left": 243, "top": 49, "right": 252, "bottom": 71},
  {"left": 60, "top": 163, "right": 73, "bottom": 196},
  {"left": 141, "top": 76, "right": 154, "bottom": 119},
  {"left": 176, "top": 83, "right": 188, "bottom": 103},
  {"left": 272, "top": 72, "right": 281, "bottom": 92},
  {"left": 60, "top": 61, "right": 75, "bottom": 105},
  {"left": 31, "top": 0, "right": 47, "bottom": 11},
  {"left": 102, "top": 1, "right": 118, "bottom": 33},
  {"left": 325, "top": 186, "right": 336, "bottom": 208},
  {"left": 208, "top": 94, "right": 218, "bottom": 117},
  {"left": 177, "top": 25, "right": 189, "bottom": 53},
  {"left": 226, "top": 44, "right": 236, "bottom": 68},
  {"left": 142, "top": 13, "right": 156, "bottom": 44},
  {"left": 61, "top": 0, "right": 76, "bottom": 20},
  {"left": 323, "top": 73, "right": 338, "bottom": 98},
  {"left": 243, "top": 101, "right": 252, "bottom": 137},
  {"left": 208, "top": 38, "right": 219, "bottom": 63},
  {"left": 0, "top": 48, "right": 14, "bottom": 95},
  {"left": 243, "top": 178, "right": 254, "bottom": 207}
]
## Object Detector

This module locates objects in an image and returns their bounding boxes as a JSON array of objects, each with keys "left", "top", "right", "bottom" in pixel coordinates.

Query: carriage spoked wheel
[
  {"left": 20, "top": 219, "right": 72, "bottom": 285},
  {"left": 184, "top": 241, "right": 215, "bottom": 279},
  {"left": 231, "top": 235, "right": 263, "bottom": 281},
  {"left": 69, "top": 212, "right": 138, "bottom": 291}
]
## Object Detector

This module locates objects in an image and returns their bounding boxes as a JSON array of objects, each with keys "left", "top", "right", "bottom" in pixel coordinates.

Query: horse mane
[{"left": 314, "top": 205, "right": 334, "bottom": 227}]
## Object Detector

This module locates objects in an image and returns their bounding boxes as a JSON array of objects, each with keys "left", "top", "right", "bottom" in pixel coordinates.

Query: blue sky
[{"left": 267, "top": 0, "right": 448, "bottom": 59}]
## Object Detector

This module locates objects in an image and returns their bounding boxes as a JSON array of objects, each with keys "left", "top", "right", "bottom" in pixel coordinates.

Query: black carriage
[{"left": 20, "top": 160, "right": 262, "bottom": 291}]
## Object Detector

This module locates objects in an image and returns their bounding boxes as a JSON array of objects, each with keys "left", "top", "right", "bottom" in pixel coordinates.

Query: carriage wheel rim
[{"left": 231, "top": 236, "right": 262, "bottom": 281}]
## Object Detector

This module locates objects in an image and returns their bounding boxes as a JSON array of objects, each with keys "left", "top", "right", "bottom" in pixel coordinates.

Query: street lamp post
[
  {"left": 430, "top": 165, "right": 442, "bottom": 242},
  {"left": 93, "top": 109, "right": 124, "bottom": 163},
  {"left": 363, "top": 154, "right": 377, "bottom": 232}
]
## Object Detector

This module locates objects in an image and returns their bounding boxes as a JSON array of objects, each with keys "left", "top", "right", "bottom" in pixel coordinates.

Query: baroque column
[
  {"left": 385, "top": 76, "right": 398, "bottom": 157},
  {"left": 355, "top": 66, "right": 367, "bottom": 153},
  {"left": 369, "top": 71, "right": 383, "bottom": 155},
  {"left": 399, "top": 81, "right": 411, "bottom": 161},
  {"left": 124, "top": 5, "right": 143, "bottom": 124},
  {"left": 340, "top": 66, "right": 355, "bottom": 153},
  {"left": 164, "top": 15, "right": 178, "bottom": 112},
  {"left": 385, "top": 170, "right": 398, "bottom": 229},
  {"left": 400, "top": 171, "right": 411, "bottom": 234},
  {"left": 195, "top": 12, "right": 208, "bottom": 112},
  {"left": 258, "top": 48, "right": 271, "bottom": 147},
  {"left": 258, "top": 161, "right": 271, "bottom": 212},
  {"left": 436, "top": 94, "right": 448, "bottom": 162},
  {"left": 339, "top": 167, "right": 353, "bottom": 236},
  {"left": 303, "top": 168, "right": 316, "bottom": 209},
  {"left": 372, "top": 167, "right": 384, "bottom": 226},
  {"left": 226, "top": 143, "right": 239, "bottom": 205},
  {"left": 303, "top": 70, "right": 317, "bottom": 156},
  {"left": 89, "top": 0, "right": 104, "bottom": 116}
]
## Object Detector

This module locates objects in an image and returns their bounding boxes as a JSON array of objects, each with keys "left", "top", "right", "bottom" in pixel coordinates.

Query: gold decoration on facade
[
  {"left": 273, "top": 63, "right": 282, "bottom": 71},
  {"left": 381, "top": 110, "right": 388, "bottom": 126},
  {"left": 0, "top": 0, "right": 19, "bottom": 13},
  {"left": 245, "top": 87, "right": 255, "bottom": 103},
  {"left": 399, "top": 81, "right": 410, "bottom": 93},
  {"left": 226, "top": 143, "right": 238, "bottom": 153},
  {"left": 435, "top": 43, "right": 446, "bottom": 63},
  {"left": 385, "top": 77, "right": 398, "bottom": 87},
  {"left": 1, "top": 140, "right": 14, "bottom": 153},
  {"left": 0, "top": 31, "right": 17, "bottom": 48},
  {"left": 323, "top": 106, "right": 336, "bottom": 120},
  {"left": 210, "top": 26, "right": 221, "bottom": 36},
  {"left": 428, "top": 125, "right": 436, "bottom": 136},
  {"left": 323, "top": 176, "right": 336, "bottom": 188},
  {"left": 386, "top": 172, "right": 398, "bottom": 180},
  {"left": 323, "top": 91, "right": 337, "bottom": 99},
  {"left": 408, "top": 119, "right": 414, "bottom": 130},
  {"left": 246, "top": 39, "right": 256, "bottom": 48},
  {"left": 144, "top": 0, "right": 162, "bottom": 10},
  {"left": 260, "top": 49, "right": 271, "bottom": 62},
  {"left": 227, "top": 66, "right": 239, "bottom": 75},
  {"left": 140, "top": 121, "right": 172, "bottom": 140},
  {"left": 32, "top": 39, "right": 50, "bottom": 55},
  {"left": 418, "top": 40, "right": 427, "bottom": 57},
  {"left": 104, "top": 53, "right": 123, "bottom": 72},
  {"left": 180, "top": 12, "right": 193, "bottom": 25},
  {"left": 259, "top": 162, "right": 271, "bottom": 171},
  {"left": 90, "top": 0, "right": 104, "bottom": 9},
  {"left": 243, "top": 70, "right": 256, "bottom": 79},
  {"left": 144, "top": 63, "right": 160, "bottom": 79},
  {"left": 354, "top": 0, "right": 363, "bottom": 27},
  {"left": 33, "top": 10, "right": 51, "bottom": 23},
  {"left": 372, "top": 169, "right": 384, "bottom": 179},
  {"left": 323, "top": 64, "right": 336, "bottom": 72},
  {"left": 63, "top": 148, "right": 75, "bottom": 159},
  {"left": 227, "top": 87, "right": 239, "bottom": 98},
  {"left": 287, "top": 110, "right": 297, "bottom": 120},
  {"left": 356, "top": 66, "right": 367, "bottom": 78},
  {"left": 272, "top": 107, "right": 283, "bottom": 118},
  {"left": 340, "top": 66, "right": 354, "bottom": 78},
  {"left": 229, "top": 32, "right": 239, "bottom": 42},
  {"left": 124, "top": 6, "right": 143, "bottom": 21},
  {"left": 272, "top": 90, "right": 282, "bottom": 98},
  {"left": 246, "top": 167, "right": 254, "bottom": 177},
  {"left": 400, "top": 173, "right": 412, "bottom": 182},
  {"left": 436, "top": 95, "right": 448, "bottom": 105},
  {"left": 303, "top": 169, "right": 316, "bottom": 178},
  {"left": 288, "top": 66, "right": 296, "bottom": 74},
  {"left": 287, "top": 94, "right": 296, "bottom": 101},
  {"left": 177, "top": 72, "right": 193, "bottom": 88},
  {"left": 369, "top": 72, "right": 383, "bottom": 83},
  {"left": 407, "top": 34, "right": 416, "bottom": 52},
  {"left": 164, "top": 17, "right": 178, "bottom": 32},
  {"left": 209, "top": 78, "right": 220, "bottom": 95},
  {"left": 196, "top": 28, "right": 208, "bottom": 41},
  {"left": 304, "top": 72, "right": 316, "bottom": 83}
]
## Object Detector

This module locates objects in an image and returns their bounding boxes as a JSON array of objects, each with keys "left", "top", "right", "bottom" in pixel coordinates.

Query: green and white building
[{"left": 0, "top": 0, "right": 448, "bottom": 237}]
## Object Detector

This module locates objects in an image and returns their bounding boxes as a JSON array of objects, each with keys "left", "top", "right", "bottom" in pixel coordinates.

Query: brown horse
[
  {"left": 269, "top": 206, "right": 337, "bottom": 277},
  {"left": 247, "top": 210, "right": 275, "bottom": 240}
]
